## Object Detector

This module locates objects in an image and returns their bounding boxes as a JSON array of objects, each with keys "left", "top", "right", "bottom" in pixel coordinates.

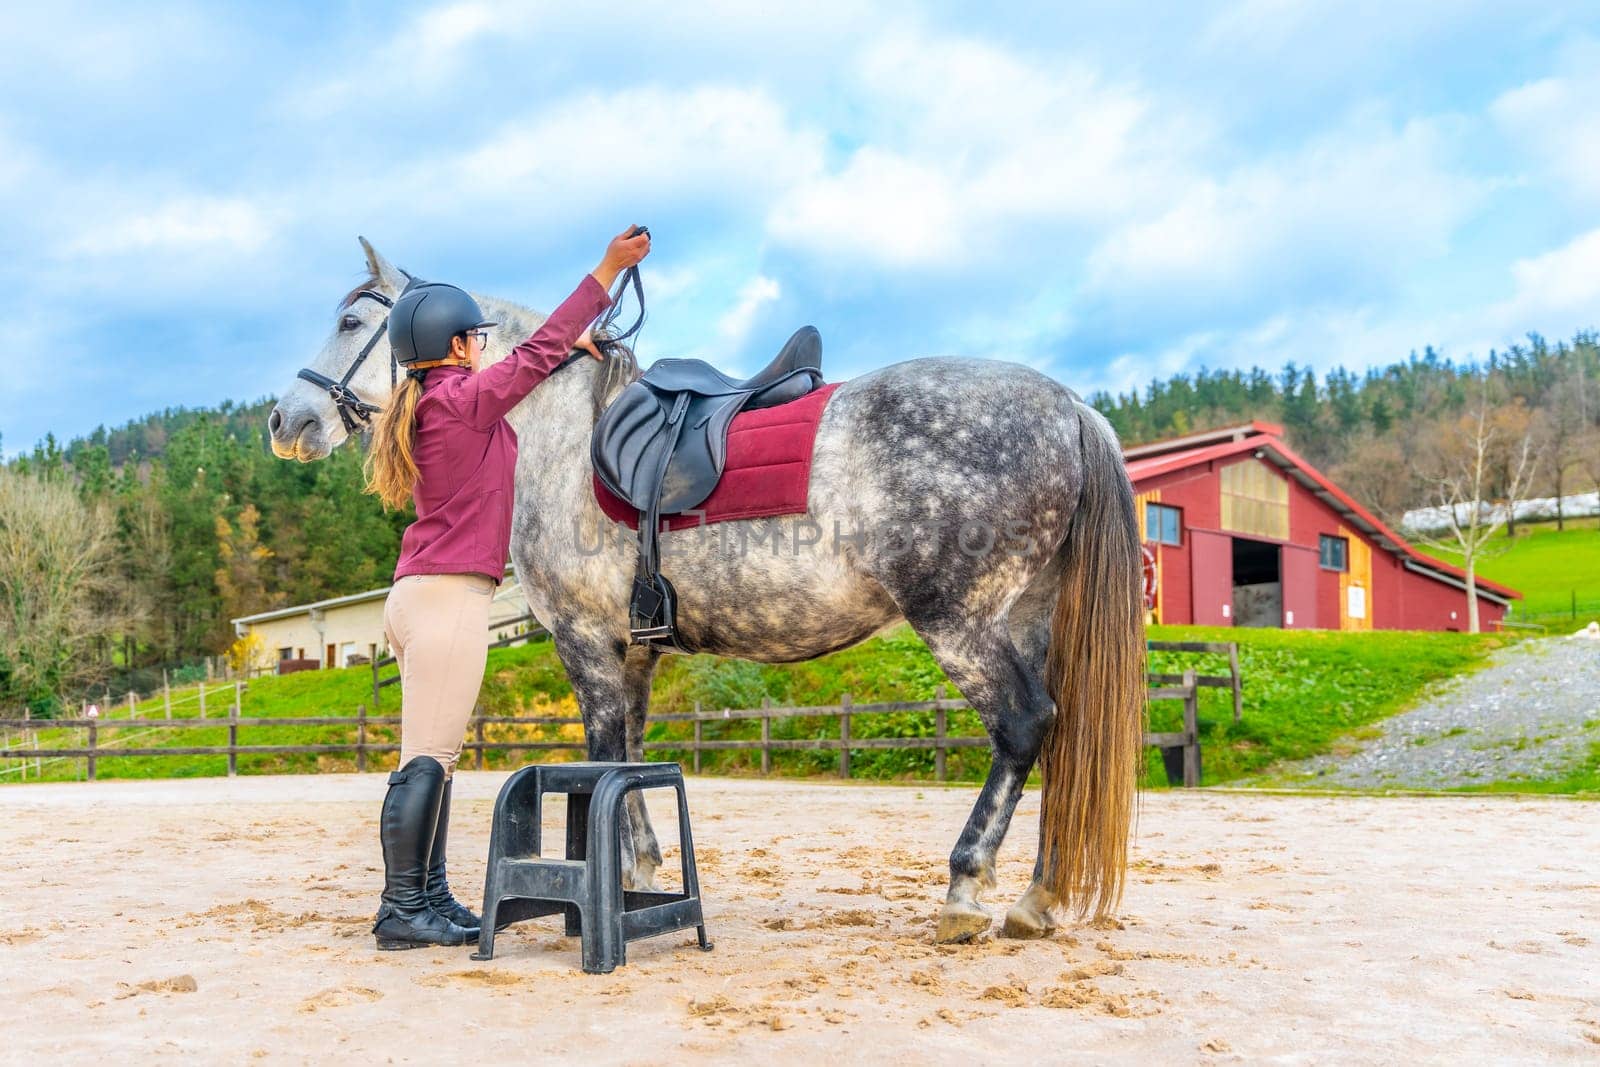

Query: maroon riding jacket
[{"left": 393, "top": 273, "right": 612, "bottom": 585}]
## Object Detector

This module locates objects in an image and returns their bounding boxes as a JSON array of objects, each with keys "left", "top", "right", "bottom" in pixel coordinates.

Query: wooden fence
[
  {"left": 1148, "top": 640, "right": 1242, "bottom": 723},
  {"left": 0, "top": 680, "right": 248, "bottom": 781},
  {"left": 0, "top": 671, "right": 1203, "bottom": 786}
]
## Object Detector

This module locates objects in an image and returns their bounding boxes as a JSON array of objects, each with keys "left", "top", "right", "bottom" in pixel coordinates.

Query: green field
[
  {"left": 5, "top": 624, "right": 1512, "bottom": 790},
  {"left": 1425, "top": 515, "right": 1600, "bottom": 627}
]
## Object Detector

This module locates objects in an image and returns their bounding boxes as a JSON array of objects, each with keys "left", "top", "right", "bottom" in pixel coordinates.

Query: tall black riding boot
[
  {"left": 424, "top": 777, "right": 482, "bottom": 933},
  {"left": 372, "top": 755, "right": 474, "bottom": 951}
]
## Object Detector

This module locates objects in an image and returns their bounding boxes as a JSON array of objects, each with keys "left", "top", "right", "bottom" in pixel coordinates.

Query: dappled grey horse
[{"left": 270, "top": 239, "right": 1146, "bottom": 942}]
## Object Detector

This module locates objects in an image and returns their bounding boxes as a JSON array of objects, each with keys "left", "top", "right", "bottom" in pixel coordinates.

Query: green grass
[
  {"left": 4, "top": 623, "right": 1515, "bottom": 791},
  {"left": 1141, "top": 625, "right": 1506, "bottom": 787},
  {"left": 1440, "top": 744, "right": 1600, "bottom": 796},
  {"left": 1425, "top": 515, "right": 1600, "bottom": 626},
  {"left": 8, "top": 647, "right": 551, "bottom": 782}
]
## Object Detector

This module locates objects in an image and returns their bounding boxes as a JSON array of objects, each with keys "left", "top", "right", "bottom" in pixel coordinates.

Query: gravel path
[{"left": 1274, "top": 635, "right": 1600, "bottom": 789}]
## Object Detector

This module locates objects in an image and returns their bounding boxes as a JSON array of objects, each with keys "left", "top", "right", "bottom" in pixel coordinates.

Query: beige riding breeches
[{"left": 382, "top": 573, "right": 495, "bottom": 779}]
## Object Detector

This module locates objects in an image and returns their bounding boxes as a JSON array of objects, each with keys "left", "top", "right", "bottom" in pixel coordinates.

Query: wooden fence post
[
  {"left": 838, "top": 692, "right": 852, "bottom": 779},
  {"left": 934, "top": 685, "right": 948, "bottom": 782},
  {"left": 356, "top": 703, "right": 368, "bottom": 772},
  {"left": 227, "top": 694, "right": 239, "bottom": 778},
  {"left": 760, "top": 698, "right": 771, "bottom": 776},
  {"left": 474, "top": 712, "right": 485, "bottom": 771},
  {"left": 1228, "top": 644, "right": 1242, "bottom": 723},
  {"left": 1182, "top": 669, "right": 1200, "bottom": 787},
  {"left": 87, "top": 718, "right": 97, "bottom": 781},
  {"left": 692, "top": 701, "right": 702, "bottom": 774}
]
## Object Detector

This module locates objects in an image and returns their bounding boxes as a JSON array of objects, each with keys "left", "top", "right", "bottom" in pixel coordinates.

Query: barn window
[
  {"left": 278, "top": 647, "right": 293, "bottom": 661},
  {"left": 1220, "top": 460, "right": 1289, "bottom": 540},
  {"left": 1146, "top": 503, "right": 1182, "bottom": 546},
  {"left": 1319, "top": 534, "right": 1348, "bottom": 571}
]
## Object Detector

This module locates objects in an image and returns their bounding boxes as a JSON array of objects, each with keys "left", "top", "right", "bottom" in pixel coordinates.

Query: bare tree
[
  {"left": 1418, "top": 389, "right": 1539, "bottom": 633},
  {"left": 1532, "top": 351, "right": 1597, "bottom": 528},
  {"left": 0, "top": 469, "right": 131, "bottom": 712},
  {"left": 1329, "top": 432, "right": 1420, "bottom": 529},
  {"left": 1580, "top": 425, "right": 1600, "bottom": 497}
]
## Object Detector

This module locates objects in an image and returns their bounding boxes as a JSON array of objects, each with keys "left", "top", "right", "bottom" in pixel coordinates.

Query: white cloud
[
  {"left": 1085, "top": 221, "right": 1600, "bottom": 400},
  {"left": 767, "top": 149, "right": 964, "bottom": 268},
  {"left": 1084, "top": 112, "right": 1487, "bottom": 319},
  {"left": 0, "top": 121, "right": 40, "bottom": 194},
  {"left": 0, "top": 5, "right": 220, "bottom": 91},
  {"left": 1491, "top": 44, "right": 1600, "bottom": 204},
  {"left": 1479, "top": 226, "right": 1600, "bottom": 340},
  {"left": 766, "top": 27, "right": 1199, "bottom": 271},
  {"left": 715, "top": 274, "right": 781, "bottom": 352},
  {"left": 638, "top": 263, "right": 701, "bottom": 303},
  {"left": 277, "top": 1, "right": 515, "bottom": 119},
  {"left": 67, "top": 196, "right": 276, "bottom": 257},
  {"left": 433, "top": 85, "right": 826, "bottom": 219}
]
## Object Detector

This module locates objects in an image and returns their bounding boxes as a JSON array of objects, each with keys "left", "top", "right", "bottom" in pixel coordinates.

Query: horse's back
[
  {"left": 811, "top": 355, "right": 1086, "bottom": 514},
  {"left": 796, "top": 356, "right": 1088, "bottom": 618}
]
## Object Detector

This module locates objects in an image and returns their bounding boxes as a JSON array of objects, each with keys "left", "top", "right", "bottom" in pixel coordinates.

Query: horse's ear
[{"left": 358, "top": 236, "right": 408, "bottom": 293}]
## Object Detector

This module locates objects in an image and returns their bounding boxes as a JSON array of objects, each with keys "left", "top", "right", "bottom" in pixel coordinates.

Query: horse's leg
[
  {"left": 999, "top": 566, "right": 1065, "bottom": 938},
  {"left": 547, "top": 623, "right": 645, "bottom": 874},
  {"left": 619, "top": 644, "right": 665, "bottom": 891},
  {"left": 912, "top": 616, "right": 1056, "bottom": 944}
]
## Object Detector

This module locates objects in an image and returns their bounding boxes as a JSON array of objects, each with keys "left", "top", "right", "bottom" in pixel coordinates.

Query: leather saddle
[{"left": 592, "top": 326, "right": 825, "bottom": 651}]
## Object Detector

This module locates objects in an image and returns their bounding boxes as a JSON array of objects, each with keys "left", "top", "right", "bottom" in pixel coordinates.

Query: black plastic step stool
[{"left": 471, "top": 761, "right": 712, "bottom": 974}]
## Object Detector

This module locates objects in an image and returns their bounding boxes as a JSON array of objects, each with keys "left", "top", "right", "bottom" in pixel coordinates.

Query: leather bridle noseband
[
  {"left": 296, "top": 288, "right": 400, "bottom": 435},
  {"left": 297, "top": 258, "right": 646, "bottom": 435}
]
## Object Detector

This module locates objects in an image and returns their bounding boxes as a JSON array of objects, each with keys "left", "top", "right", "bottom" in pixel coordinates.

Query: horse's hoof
[
  {"left": 999, "top": 903, "right": 1056, "bottom": 940},
  {"left": 621, "top": 865, "right": 661, "bottom": 893},
  {"left": 934, "top": 902, "right": 992, "bottom": 944}
]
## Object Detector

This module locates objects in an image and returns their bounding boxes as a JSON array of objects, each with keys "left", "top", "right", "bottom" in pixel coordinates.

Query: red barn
[{"left": 1124, "top": 421, "right": 1518, "bottom": 632}]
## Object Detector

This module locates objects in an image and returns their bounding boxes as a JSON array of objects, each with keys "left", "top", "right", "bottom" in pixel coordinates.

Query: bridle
[
  {"left": 297, "top": 257, "right": 646, "bottom": 434},
  {"left": 549, "top": 262, "right": 648, "bottom": 375},
  {"left": 296, "top": 287, "right": 400, "bottom": 435}
]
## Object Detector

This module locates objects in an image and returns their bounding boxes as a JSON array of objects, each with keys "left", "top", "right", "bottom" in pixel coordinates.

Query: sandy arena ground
[{"left": 2, "top": 774, "right": 1597, "bottom": 1063}]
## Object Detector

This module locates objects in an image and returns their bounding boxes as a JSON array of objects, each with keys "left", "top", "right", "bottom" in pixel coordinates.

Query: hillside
[
  {"left": 4, "top": 330, "right": 1594, "bottom": 719},
  {"left": 1426, "top": 517, "right": 1600, "bottom": 629}
]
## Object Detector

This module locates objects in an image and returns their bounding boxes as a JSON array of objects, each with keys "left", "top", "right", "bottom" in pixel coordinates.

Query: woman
[{"left": 361, "top": 225, "right": 651, "bottom": 950}]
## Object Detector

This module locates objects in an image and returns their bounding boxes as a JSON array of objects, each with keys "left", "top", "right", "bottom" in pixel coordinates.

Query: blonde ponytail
[{"left": 363, "top": 376, "right": 424, "bottom": 510}]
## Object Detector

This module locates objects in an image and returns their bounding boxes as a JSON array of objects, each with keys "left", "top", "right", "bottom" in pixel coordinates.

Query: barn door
[
  {"left": 1190, "top": 530, "right": 1233, "bottom": 626},
  {"left": 1282, "top": 544, "right": 1318, "bottom": 629}
]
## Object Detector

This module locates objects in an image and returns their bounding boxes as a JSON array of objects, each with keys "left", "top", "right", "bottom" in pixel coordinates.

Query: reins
[
  {"left": 551, "top": 260, "right": 648, "bottom": 375},
  {"left": 300, "top": 251, "right": 646, "bottom": 432}
]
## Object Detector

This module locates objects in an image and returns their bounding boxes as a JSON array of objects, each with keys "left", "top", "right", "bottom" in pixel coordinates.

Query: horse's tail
[{"left": 1037, "top": 399, "right": 1147, "bottom": 920}]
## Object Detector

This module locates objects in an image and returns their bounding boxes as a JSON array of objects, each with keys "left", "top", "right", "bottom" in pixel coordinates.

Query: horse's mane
[
  {"left": 477, "top": 289, "right": 644, "bottom": 422},
  {"left": 337, "top": 265, "right": 381, "bottom": 310},
  {"left": 590, "top": 339, "right": 641, "bottom": 419}
]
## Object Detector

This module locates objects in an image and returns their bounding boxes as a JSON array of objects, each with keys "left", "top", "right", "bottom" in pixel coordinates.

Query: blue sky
[{"left": 4, "top": 1, "right": 1600, "bottom": 457}]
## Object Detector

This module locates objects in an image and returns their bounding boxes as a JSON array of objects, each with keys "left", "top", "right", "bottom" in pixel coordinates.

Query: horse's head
[{"left": 268, "top": 237, "right": 410, "bottom": 461}]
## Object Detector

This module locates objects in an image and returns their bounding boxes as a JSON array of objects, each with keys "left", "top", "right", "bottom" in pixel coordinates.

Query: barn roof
[
  {"left": 230, "top": 563, "right": 519, "bottom": 627},
  {"left": 1123, "top": 424, "right": 1520, "bottom": 604}
]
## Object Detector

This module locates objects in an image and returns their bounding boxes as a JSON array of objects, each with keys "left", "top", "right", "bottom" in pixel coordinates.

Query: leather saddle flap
[{"left": 593, "top": 367, "right": 824, "bottom": 514}]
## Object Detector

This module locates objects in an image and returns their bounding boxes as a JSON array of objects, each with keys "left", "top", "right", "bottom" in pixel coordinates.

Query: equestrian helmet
[{"left": 388, "top": 281, "right": 498, "bottom": 365}]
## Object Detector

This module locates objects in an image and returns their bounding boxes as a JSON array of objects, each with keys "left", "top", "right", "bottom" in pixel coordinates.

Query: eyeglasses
[{"left": 465, "top": 330, "right": 489, "bottom": 348}]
